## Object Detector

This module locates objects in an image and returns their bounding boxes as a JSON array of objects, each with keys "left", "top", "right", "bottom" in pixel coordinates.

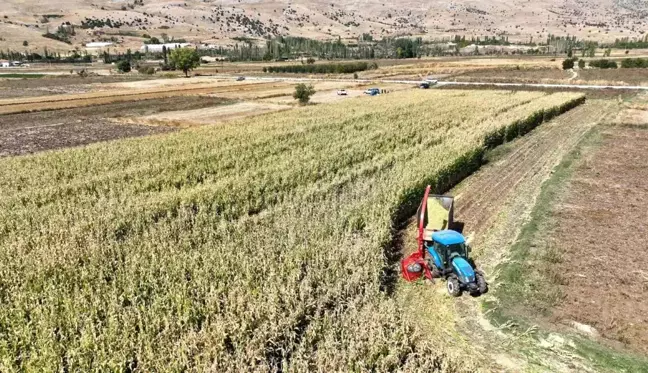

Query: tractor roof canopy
[{"left": 432, "top": 230, "right": 465, "bottom": 246}]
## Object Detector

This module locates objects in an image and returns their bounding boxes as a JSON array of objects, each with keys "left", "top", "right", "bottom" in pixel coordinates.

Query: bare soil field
[
  {"left": 613, "top": 108, "right": 648, "bottom": 125},
  {"left": 0, "top": 75, "right": 159, "bottom": 98},
  {"left": 103, "top": 76, "right": 246, "bottom": 89},
  {"left": 612, "top": 94, "right": 648, "bottom": 125},
  {"left": 440, "top": 84, "right": 638, "bottom": 101},
  {"left": 449, "top": 66, "right": 648, "bottom": 87},
  {"left": 0, "top": 121, "right": 173, "bottom": 158},
  {"left": 573, "top": 68, "right": 648, "bottom": 86},
  {"left": 371, "top": 58, "right": 563, "bottom": 80},
  {"left": 0, "top": 96, "right": 229, "bottom": 156},
  {"left": 0, "top": 81, "right": 275, "bottom": 115},
  {"left": 451, "top": 68, "right": 571, "bottom": 84},
  {"left": 548, "top": 126, "right": 648, "bottom": 354}
]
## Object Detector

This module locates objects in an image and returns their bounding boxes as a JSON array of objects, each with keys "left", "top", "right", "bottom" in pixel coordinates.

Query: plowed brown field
[
  {"left": 0, "top": 96, "right": 229, "bottom": 156},
  {"left": 550, "top": 126, "right": 648, "bottom": 354},
  {"left": 0, "top": 81, "right": 273, "bottom": 115}
]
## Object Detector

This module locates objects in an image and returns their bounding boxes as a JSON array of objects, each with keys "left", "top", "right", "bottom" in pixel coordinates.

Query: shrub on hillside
[
  {"left": 116, "top": 60, "right": 131, "bottom": 73},
  {"left": 562, "top": 58, "right": 574, "bottom": 70},
  {"left": 138, "top": 66, "right": 156, "bottom": 75}
]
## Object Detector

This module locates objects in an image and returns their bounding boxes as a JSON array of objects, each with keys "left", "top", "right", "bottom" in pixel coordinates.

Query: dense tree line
[
  {"left": 606, "top": 36, "right": 648, "bottom": 49},
  {"left": 264, "top": 62, "right": 371, "bottom": 74},
  {"left": 0, "top": 48, "right": 91, "bottom": 63},
  {"left": 621, "top": 58, "right": 648, "bottom": 68}
]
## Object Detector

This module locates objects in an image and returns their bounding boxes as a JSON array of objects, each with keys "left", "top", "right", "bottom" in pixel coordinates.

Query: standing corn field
[{"left": 0, "top": 90, "right": 584, "bottom": 372}]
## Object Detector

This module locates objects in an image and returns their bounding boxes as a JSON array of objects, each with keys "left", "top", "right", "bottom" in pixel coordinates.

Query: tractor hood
[{"left": 451, "top": 257, "right": 475, "bottom": 284}]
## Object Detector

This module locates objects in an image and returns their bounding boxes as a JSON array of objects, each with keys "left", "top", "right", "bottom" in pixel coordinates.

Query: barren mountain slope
[{"left": 1, "top": 0, "right": 647, "bottom": 52}]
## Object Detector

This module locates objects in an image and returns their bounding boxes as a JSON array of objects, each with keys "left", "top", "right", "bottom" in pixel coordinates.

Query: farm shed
[{"left": 140, "top": 43, "right": 192, "bottom": 53}]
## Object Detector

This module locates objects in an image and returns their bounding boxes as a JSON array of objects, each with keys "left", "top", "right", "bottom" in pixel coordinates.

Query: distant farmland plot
[{"left": 0, "top": 90, "right": 584, "bottom": 371}]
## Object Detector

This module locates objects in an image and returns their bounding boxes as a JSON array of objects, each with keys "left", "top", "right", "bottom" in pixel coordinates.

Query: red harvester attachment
[{"left": 400, "top": 185, "right": 455, "bottom": 282}]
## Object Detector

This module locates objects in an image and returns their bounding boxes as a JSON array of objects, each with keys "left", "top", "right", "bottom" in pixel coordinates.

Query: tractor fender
[{"left": 451, "top": 257, "right": 476, "bottom": 284}]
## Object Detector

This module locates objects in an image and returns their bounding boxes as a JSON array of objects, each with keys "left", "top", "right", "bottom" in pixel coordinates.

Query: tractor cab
[
  {"left": 426, "top": 230, "right": 469, "bottom": 270},
  {"left": 401, "top": 185, "right": 487, "bottom": 296}
]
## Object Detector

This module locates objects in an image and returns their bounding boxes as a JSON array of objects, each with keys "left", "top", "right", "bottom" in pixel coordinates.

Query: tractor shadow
[
  {"left": 451, "top": 221, "right": 465, "bottom": 234},
  {"left": 452, "top": 220, "right": 489, "bottom": 299},
  {"left": 380, "top": 216, "right": 416, "bottom": 296}
]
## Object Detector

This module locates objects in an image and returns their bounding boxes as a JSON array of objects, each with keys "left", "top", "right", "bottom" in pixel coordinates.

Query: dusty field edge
[{"left": 482, "top": 126, "right": 648, "bottom": 372}]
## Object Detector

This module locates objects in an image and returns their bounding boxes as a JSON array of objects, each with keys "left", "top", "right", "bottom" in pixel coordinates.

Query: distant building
[
  {"left": 197, "top": 44, "right": 222, "bottom": 50},
  {"left": 0, "top": 60, "right": 11, "bottom": 68},
  {"left": 85, "top": 42, "right": 114, "bottom": 49},
  {"left": 200, "top": 55, "right": 228, "bottom": 62},
  {"left": 140, "top": 43, "right": 192, "bottom": 53}
]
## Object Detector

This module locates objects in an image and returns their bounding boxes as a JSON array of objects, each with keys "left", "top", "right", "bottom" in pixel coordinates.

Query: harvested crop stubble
[
  {"left": 0, "top": 90, "right": 584, "bottom": 372},
  {"left": 0, "top": 82, "right": 273, "bottom": 115}
]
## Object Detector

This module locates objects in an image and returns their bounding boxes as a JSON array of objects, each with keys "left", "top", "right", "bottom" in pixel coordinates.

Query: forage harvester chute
[{"left": 400, "top": 185, "right": 488, "bottom": 296}]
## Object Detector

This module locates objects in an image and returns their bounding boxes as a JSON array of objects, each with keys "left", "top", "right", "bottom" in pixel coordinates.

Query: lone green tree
[
  {"left": 293, "top": 83, "right": 315, "bottom": 105},
  {"left": 162, "top": 45, "right": 168, "bottom": 65},
  {"left": 170, "top": 48, "right": 201, "bottom": 77},
  {"left": 562, "top": 58, "right": 574, "bottom": 70},
  {"left": 116, "top": 60, "right": 131, "bottom": 73},
  {"left": 578, "top": 59, "right": 585, "bottom": 69}
]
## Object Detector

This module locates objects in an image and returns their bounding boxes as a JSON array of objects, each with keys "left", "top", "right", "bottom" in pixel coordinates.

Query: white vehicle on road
[{"left": 336, "top": 89, "right": 348, "bottom": 95}]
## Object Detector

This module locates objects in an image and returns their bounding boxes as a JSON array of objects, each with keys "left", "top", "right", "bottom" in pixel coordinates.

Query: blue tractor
[
  {"left": 364, "top": 88, "right": 381, "bottom": 96},
  {"left": 401, "top": 186, "right": 488, "bottom": 296}
]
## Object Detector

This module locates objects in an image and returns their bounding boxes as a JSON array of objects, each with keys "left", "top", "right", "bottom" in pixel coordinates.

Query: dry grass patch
[{"left": 379, "top": 58, "right": 561, "bottom": 77}]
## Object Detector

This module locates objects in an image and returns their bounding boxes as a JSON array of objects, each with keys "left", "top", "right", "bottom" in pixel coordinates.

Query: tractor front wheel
[
  {"left": 476, "top": 272, "right": 488, "bottom": 294},
  {"left": 447, "top": 276, "right": 461, "bottom": 297}
]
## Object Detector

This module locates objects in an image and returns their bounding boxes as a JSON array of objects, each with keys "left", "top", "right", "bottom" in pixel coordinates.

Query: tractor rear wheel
[
  {"left": 476, "top": 272, "right": 488, "bottom": 294},
  {"left": 447, "top": 276, "right": 461, "bottom": 297}
]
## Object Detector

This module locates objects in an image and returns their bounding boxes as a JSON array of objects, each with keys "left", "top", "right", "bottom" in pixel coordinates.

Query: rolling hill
[{"left": 1, "top": 0, "right": 647, "bottom": 52}]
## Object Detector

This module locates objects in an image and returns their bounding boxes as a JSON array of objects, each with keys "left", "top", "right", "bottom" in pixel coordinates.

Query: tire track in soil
[{"left": 398, "top": 99, "right": 619, "bottom": 372}]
